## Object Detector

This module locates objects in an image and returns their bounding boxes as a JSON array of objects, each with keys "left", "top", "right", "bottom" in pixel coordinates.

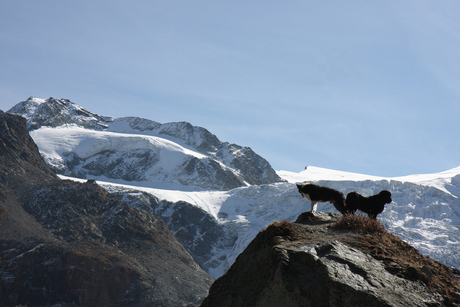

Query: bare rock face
[
  {"left": 0, "top": 110, "right": 56, "bottom": 182},
  {"left": 107, "top": 189, "right": 238, "bottom": 276},
  {"left": 1, "top": 242, "right": 136, "bottom": 307},
  {"left": 201, "top": 214, "right": 460, "bottom": 307},
  {"left": 0, "top": 111, "right": 213, "bottom": 307}
]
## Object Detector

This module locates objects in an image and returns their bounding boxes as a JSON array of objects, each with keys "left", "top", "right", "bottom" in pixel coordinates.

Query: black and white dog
[
  {"left": 345, "top": 190, "right": 392, "bottom": 219},
  {"left": 296, "top": 183, "right": 347, "bottom": 214}
]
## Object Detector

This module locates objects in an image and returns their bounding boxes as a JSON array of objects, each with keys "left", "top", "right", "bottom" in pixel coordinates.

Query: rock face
[
  {"left": 263, "top": 241, "right": 441, "bottom": 307},
  {"left": 8, "top": 97, "right": 282, "bottom": 190},
  {"left": 109, "top": 188, "right": 238, "bottom": 274},
  {"left": 201, "top": 213, "right": 460, "bottom": 307},
  {"left": 0, "top": 111, "right": 213, "bottom": 307}
]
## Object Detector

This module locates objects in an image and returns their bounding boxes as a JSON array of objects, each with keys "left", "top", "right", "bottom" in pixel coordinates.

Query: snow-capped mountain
[
  {"left": 7, "top": 97, "right": 460, "bottom": 279},
  {"left": 8, "top": 97, "right": 282, "bottom": 191}
]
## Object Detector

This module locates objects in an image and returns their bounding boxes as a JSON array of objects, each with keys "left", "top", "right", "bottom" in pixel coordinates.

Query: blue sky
[{"left": 1, "top": 1, "right": 459, "bottom": 177}]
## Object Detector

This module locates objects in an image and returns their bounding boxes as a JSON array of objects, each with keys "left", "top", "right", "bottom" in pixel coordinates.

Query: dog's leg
[
  {"left": 332, "top": 200, "right": 346, "bottom": 214},
  {"left": 311, "top": 201, "right": 318, "bottom": 213}
]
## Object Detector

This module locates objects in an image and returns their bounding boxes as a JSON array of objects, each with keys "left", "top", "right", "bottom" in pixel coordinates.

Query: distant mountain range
[
  {"left": 8, "top": 96, "right": 282, "bottom": 191},
  {"left": 7, "top": 97, "right": 460, "bottom": 280}
]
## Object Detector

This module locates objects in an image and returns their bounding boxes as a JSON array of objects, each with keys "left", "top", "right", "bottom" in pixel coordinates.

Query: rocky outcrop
[
  {"left": 215, "top": 142, "right": 281, "bottom": 185},
  {"left": 201, "top": 213, "right": 460, "bottom": 307},
  {"left": 0, "top": 111, "right": 56, "bottom": 182},
  {"left": 264, "top": 241, "right": 442, "bottom": 307},
  {"left": 0, "top": 111, "right": 213, "bottom": 307}
]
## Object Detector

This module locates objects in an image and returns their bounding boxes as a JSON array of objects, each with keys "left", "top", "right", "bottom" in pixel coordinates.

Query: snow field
[{"left": 61, "top": 165, "right": 460, "bottom": 277}]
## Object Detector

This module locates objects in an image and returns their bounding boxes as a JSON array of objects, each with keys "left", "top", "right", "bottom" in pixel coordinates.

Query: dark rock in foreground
[{"left": 201, "top": 212, "right": 460, "bottom": 307}]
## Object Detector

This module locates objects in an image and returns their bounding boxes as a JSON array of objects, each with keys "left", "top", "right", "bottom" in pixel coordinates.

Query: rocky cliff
[
  {"left": 0, "top": 111, "right": 213, "bottom": 307},
  {"left": 110, "top": 189, "right": 238, "bottom": 274},
  {"left": 200, "top": 212, "right": 460, "bottom": 307}
]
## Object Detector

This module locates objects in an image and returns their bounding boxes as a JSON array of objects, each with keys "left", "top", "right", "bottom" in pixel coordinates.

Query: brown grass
[
  {"left": 334, "top": 213, "right": 386, "bottom": 234},
  {"left": 264, "top": 221, "right": 306, "bottom": 242}
]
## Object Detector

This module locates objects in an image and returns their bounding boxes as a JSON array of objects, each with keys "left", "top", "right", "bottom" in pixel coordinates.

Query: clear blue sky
[{"left": 1, "top": 1, "right": 459, "bottom": 177}]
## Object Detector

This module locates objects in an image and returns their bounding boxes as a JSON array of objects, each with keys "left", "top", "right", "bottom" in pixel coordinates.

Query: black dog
[
  {"left": 345, "top": 190, "right": 392, "bottom": 219},
  {"left": 296, "top": 183, "right": 347, "bottom": 214}
]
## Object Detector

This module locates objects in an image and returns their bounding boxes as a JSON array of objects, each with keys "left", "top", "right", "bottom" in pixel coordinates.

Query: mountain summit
[{"left": 8, "top": 97, "right": 282, "bottom": 191}]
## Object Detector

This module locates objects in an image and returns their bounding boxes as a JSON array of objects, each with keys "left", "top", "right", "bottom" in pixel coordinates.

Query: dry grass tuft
[
  {"left": 335, "top": 213, "right": 386, "bottom": 234},
  {"left": 264, "top": 220, "right": 306, "bottom": 242}
]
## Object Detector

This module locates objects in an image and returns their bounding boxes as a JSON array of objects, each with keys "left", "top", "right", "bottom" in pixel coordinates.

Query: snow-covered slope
[
  {"left": 8, "top": 97, "right": 282, "bottom": 190},
  {"left": 30, "top": 126, "right": 234, "bottom": 190}
]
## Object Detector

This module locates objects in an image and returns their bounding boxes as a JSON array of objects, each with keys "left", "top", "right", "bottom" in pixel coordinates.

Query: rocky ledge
[{"left": 201, "top": 212, "right": 460, "bottom": 307}]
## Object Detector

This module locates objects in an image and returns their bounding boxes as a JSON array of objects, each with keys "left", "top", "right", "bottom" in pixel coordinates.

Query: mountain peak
[{"left": 8, "top": 96, "right": 110, "bottom": 131}]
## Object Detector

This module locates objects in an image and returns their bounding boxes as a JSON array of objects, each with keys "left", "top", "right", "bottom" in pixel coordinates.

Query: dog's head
[
  {"left": 366, "top": 190, "right": 392, "bottom": 219},
  {"left": 378, "top": 190, "right": 392, "bottom": 204},
  {"left": 296, "top": 184, "right": 306, "bottom": 198}
]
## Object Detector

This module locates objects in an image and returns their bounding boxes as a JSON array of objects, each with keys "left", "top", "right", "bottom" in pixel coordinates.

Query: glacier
[
  {"left": 10, "top": 97, "right": 282, "bottom": 191},
  {"left": 62, "top": 165, "right": 460, "bottom": 278}
]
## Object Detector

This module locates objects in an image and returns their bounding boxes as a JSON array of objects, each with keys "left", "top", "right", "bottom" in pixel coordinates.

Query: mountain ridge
[{"left": 8, "top": 96, "right": 282, "bottom": 190}]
